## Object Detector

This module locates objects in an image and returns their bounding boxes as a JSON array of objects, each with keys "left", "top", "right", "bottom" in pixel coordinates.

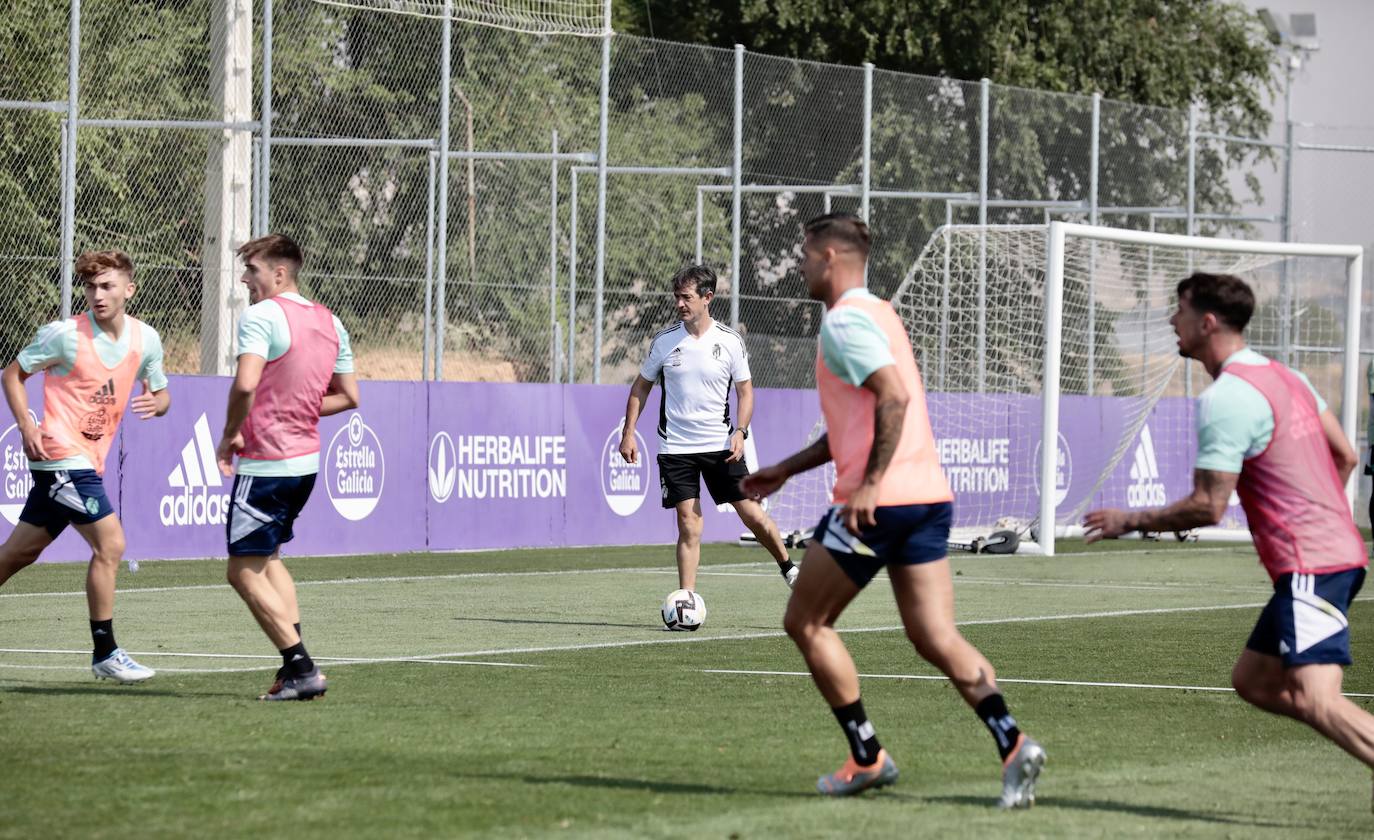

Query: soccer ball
[{"left": 661, "top": 588, "right": 707, "bottom": 631}]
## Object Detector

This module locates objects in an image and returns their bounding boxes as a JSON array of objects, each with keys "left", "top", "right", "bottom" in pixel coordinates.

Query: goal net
[
  {"left": 767, "top": 222, "right": 1363, "bottom": 555},
  {"left": 311, "top": 0, "right": 609, "bottom": 36}
]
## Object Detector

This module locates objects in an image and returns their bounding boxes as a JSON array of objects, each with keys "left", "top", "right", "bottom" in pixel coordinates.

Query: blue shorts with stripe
[
  {"left": 227, "top": 473, "right": 316, "bottom": 557},
  {"left": 1246, "top": 568, "right": 1366, "bottom": 667},
  {"left": 813, "top": 501, "right": 953, "bottom": 588},
  {"left": 19, "top": 469, "right": 115, "bottom": 537}
]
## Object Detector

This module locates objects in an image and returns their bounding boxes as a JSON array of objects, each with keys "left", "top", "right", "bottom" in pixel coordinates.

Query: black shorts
[
  {"left": 19, "top": 469, "right": 115, "bottom": 537},
  {"left": 657, "top": 451, "right": 748, "bottom": 508},
  {"left": 227, "top": 474, "right": 317, "bottom": 557},
  {"left": 815, "top": 501, "right": 954, "bottom": 588}
]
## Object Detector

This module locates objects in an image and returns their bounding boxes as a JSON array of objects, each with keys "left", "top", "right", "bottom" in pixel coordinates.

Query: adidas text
[{"left": 159, "top": 486, "right": 231, "bottom": 526}]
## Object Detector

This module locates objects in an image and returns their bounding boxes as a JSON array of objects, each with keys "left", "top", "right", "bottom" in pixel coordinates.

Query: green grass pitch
[{"left": 2, "top": 540, "right": 1372, "bottom": 838}]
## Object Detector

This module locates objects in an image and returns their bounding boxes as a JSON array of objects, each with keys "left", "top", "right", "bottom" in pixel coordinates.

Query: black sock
[
  {"left": 280, "top": 642, "right": 315, "bottom": 678},
  {"left": 832, "top": 699, "right": 882, "bottom": 766},
  {"left": 276, "top": 624, "right": 305, "bottom": 679},
  {"left": 779, "top": 560, "right": 796, "bottom": 575},
  {"left": 90, "top": 619, "right": 117, "bottom": 660},
  {"left": 975, "top": 694, "right": 1022, "bottom": 761}
]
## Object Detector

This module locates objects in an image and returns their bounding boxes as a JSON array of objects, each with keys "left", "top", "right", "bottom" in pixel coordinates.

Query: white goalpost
[{"left": 767, "top": 221, "right": 1363, "bottom": 557}]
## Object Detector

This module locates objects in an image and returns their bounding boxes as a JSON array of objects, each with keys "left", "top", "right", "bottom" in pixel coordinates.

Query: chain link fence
[{"left": 2, "top": 0, "right": 1370, "bottom": 399}]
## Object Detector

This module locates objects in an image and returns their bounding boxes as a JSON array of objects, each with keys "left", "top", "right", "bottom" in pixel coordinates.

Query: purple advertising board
[{"left": 4, "top": 374, "right": 1249, "bottom": 564}]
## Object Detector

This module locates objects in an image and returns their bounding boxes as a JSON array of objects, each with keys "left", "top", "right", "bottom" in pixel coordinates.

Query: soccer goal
[{"left": 766, "top": 221, "right": 1364, "bottom": 556}]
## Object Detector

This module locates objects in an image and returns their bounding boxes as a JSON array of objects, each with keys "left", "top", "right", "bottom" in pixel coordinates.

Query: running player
[
  {"left": 0, "top": 249, "right": 169, "bottom": 683},
  {"left": 742, "top": 214, "right": 1045, "bottom": 806},
  {"left": 215, "top": 234, "right": 358, "bottom": 701},
  {"left": 620, "top": 264, "right": 797, "bottom": 595},
  {"left": 1085, "top": 272, "right": 1374, "bottom": 794}
]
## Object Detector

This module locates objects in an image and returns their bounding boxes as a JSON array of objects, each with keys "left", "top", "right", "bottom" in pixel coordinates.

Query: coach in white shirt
[{"left": 619, "top": 265, "right": 797, "bottom": 600}]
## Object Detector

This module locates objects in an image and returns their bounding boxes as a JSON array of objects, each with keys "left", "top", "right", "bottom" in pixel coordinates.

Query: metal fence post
[
  {"left": 591, "top": 10, "right": 612, "bottom": 383},
  {"left": 259, "top": 0, "right": 273, "bottom": 233},
  {"left": 435, "top": 2, "right": 453, "bottom": 380},
  {"left": 730, "top": 44, "right": 743, "bottom": 331},
  {"left": 1087, "top": 91, "right": 1100, "bottom": 392},
  {"left": 568, "top": 168, "right": 579, "bottom": 383},
  {"left": 861, "top": 62, "right": 872, "bottom": 222},
  {"left": 550, "top": 129, "right": 559, "bottom": 383},
  {"left": 1185, "top": 101, "right": 1197, "bottom": 397},
  {"left": 977, "top": 78, "right": 989, "bottom": 392},
  {"left": 694, "top": 186, "right": 703, "bottom": 264},
  {"left": 423, "top": 151, "right": 436, "bottom": 380},
  {"left": 59, "top": 0, "right": 81, "bottom": 319}
]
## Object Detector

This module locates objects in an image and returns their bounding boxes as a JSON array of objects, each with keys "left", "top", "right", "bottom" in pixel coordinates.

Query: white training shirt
[{"left": 639, "top": 320, "right": 751, "bottom": 455}]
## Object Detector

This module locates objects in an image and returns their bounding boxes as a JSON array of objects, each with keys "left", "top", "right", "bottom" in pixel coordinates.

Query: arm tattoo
[{"left": 863, "top": 400, "right": 905, "bottom": 485}]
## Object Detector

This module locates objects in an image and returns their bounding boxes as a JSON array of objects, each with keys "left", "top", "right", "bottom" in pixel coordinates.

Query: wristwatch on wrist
[{"left": 737, "top": 427, "right": 748, "bottom": 440}]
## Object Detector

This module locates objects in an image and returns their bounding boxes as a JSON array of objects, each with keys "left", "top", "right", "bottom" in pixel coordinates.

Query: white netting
[
  {"left": 312, "top": 0, "right": 607, "bottom": 36},
  {"left": 766, "top": 224, "right": 1357, "bottom": 543}
]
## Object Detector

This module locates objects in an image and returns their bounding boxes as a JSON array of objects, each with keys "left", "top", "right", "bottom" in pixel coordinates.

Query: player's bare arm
[
  {"left": 1, "top": 361, "right": 47, "bottom": 461},
  {"left": 842, "top": 364, "right": 908, "bottom": 534},
  {"left": 320, "top": 372, "right": 360, "bottom": 417},
  {"left": 1318, "top": 408, "right": 1359, "bottom": 485},
  {"left": 216, "top": 353, "right": 266, "bottom": 475},
  {"left": 1083, "top": 468, "right": 1238, "bottom": 542},
  {"left": 619, "top": 374, "right": 654, "bottom": 465},
  {"left": 742, "top": 434, "right": 831, "bottom": 500},
  {"left": 129, "top": 379, "right": 170, "bottom": 419},
  {"left": 727, "top": 378, "right": 754, "bottom": 463}
]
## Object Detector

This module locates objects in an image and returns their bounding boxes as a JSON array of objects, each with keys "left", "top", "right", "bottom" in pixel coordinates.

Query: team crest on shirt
[
  {"left": 81, "top": 408, "right": 106, "bottom": 441},
  {"left": 712, "top": 343, "right": 723, "bottom": 360}
]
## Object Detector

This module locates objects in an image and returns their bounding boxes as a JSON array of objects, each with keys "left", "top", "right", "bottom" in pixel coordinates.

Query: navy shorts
[
  {"left": 227, "top": 474, "right": 316, "bottom": 557},
  {"left": 19, "top": 469, "right": 115, "bottom": 537},
  {"left": 1246, "top": 568, "right": 1366, "bottom": 667},
  {"left": 813, "top": 501, "right": 954, "bottom": 588},
  {"left": 657, "top": 451, "right": 748, "bottom": 508}
]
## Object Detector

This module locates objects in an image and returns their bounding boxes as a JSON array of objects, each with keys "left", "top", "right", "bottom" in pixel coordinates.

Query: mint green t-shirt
[
  {"left": 16, "top": 313, "right": 168, "bottom": 471},
  {"left": 1195, "top": 348, "right": 1326, "bottom": 474},
  {"left": 819, "top": 289, "right": 895, "bottom": 387},
  {"left": 234, "top": 292, "right": 354, "bottom": 477}
]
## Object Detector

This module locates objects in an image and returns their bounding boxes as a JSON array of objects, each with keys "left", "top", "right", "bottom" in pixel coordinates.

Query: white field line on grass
[
  {"left": 700, "top": 669, "right": 1374, "bottom": 699},
  {"left": 0, "top": 555, "right": 1275, "bottom": 601},
  {"left": 4, "top": 597, "right": 1371, "bottom": 675}
]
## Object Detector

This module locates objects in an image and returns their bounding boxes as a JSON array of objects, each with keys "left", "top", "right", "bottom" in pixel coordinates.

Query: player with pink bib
[
  {"left": 743, "top": 214, "right": 1045, "bottom": 807},
  {"left": 215, "top": 234, "right": 358, "bottom": 702},
  {"left": 0, "top": 250, "right": 170, "bottom": 684},
  {"left": 1085, "top": 272, "right": 1374, "bottom": 803}
]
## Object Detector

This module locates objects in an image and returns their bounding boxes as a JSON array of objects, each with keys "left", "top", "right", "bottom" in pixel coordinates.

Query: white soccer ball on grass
[{"left": 661, "top": 589, "right": 707, "bottom": 631}]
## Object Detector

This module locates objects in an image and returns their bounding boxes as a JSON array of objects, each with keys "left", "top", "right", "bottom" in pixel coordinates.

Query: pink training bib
[
  {"left": 40, "top": 316, "right": 143, "bottom": 475},
  {"left": 240, "top": 296, "right": 340, "bottom": 461}
]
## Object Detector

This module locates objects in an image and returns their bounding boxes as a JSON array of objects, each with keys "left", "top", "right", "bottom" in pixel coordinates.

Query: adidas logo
[
  {"left": 1127, "top": 424, "right": 1168, "bottom": 508},
  {"left": 87, "top": 378, "right": 116, "bottom": 406},
  {"left": 159, "top": 413, "right": 231, "bottom": 527}
]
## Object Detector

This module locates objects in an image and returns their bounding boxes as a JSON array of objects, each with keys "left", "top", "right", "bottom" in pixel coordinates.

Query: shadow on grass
[
  {"left": 1, "top": 684, "right": 241, "bottom": 699},
  {"left": 919, "top": 794, "right": 1292, "bottom": 828},
  {"left": 472, "top": 772, "right": 812, "bottom": 799},
  {"left": 453, "top": 616, "right": 652, "bottom": 630}
]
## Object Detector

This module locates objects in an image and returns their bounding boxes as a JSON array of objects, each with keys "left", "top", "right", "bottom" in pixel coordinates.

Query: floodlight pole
[
  {"left": 424, "top": 151, "right": 436, "bottom": 380},
  {"left": 59, "top": 0, "right": 80, "bottom": 319}
]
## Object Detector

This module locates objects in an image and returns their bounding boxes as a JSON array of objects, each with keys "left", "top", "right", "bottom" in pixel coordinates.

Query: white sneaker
[
  {"left": 784, "top": 565, "right": 800, "bottom": 588},
  {"left": 999, "top": 735, "right": 1046, "bottom": 809},
  {"left": 92, "top": 648, "right": 155, "bottom": 684}
]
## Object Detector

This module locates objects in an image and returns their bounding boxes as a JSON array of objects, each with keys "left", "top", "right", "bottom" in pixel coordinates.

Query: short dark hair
[
  {"left": 671, "top": 264, "right": 717, "bottom": 298},
  {"left": 74, "top": 250, "right": 134, "bottom": 282},
  {"left": 803, "top": 213, "right": 871, "bottom": 259},
  {"left": 237, "top": 233, "right": 303, "bottom": 278},
  {"left": 1177, "top": 272, "right": 1254, "bottom": 332}
]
